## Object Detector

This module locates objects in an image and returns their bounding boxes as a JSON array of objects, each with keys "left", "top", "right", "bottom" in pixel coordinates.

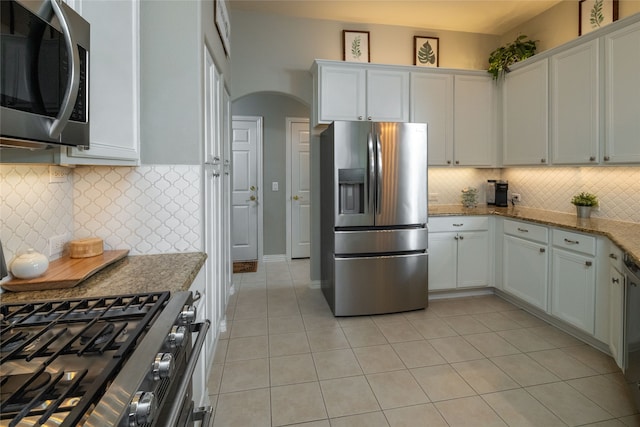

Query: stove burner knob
[
  {"left": 152, "top": 352, "right": 174, "bottom": 381},
  {"left": 179, "top": 304, "right": 197, "bottom": 325},
  {"left": 129, "top": 391, "right": 156, "bottom": 427},
  {"left": 168, "top": 325, "right": 187, "bottom": 348}
]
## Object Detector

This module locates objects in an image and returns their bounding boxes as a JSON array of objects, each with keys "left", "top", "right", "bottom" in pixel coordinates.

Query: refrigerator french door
[{"left": 320, "top": 121, "right": 428, "bottom": 316}]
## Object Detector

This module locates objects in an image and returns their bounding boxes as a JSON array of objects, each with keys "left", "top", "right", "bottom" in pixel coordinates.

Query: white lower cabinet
[
  {"left": 551, "top": 230, "right": 597, "bottom": 334},
  {"left": 608, "top": 243, "right": 625, "bottom": 369},
  {"left": 429, "top": 217, "right": 490, "bottom": 291},
  {"left": 189, "top": 269, "right": 210, "bottom": 407},
  {"left": 503, "top": 222, "right": 549, "bottom": 311}
]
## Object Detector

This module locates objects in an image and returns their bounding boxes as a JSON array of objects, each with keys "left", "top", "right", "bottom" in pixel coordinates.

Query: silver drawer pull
[
  {"left": 453, "top": 223, "right": 463, "bottom": 227},
  {"left": 539, "top": 248, "right": 546, "bottom": 253},
  {"left": 517, "top": 228, "right": 529, "bottom": 233},
  {"left": 564, "top": 238, "right": 579, "bottom": 244},
  {"left": 585, "top": 261, "right": 592, "bottom": 267},
  {"left": 612, "top": 277, "right": 620, "bottom": 284}
]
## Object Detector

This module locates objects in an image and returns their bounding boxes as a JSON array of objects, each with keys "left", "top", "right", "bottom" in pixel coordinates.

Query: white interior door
[
  {"left": 288, "top": 118, "right": 311, "bottom": 258},
  {"left": 231, "top": 116, "right": 262, "bottom": 261}
]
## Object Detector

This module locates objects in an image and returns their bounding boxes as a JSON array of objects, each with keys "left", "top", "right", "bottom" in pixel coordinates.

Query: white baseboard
[{"left": 262, "top": 254, "right": 287, "bottom": 262}]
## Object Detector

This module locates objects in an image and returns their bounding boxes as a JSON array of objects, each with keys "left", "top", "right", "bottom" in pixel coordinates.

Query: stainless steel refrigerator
[{"left": 320, "top": 121, "right": 428, "bottom": 316}]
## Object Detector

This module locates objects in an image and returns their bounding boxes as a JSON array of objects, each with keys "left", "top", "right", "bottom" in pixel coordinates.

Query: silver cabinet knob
[
  {"left": 152, "top": 353, "right": 174, "bottom": 381},
  {"left": 129, "top": 391, "right": 156, "bottom": 426}
]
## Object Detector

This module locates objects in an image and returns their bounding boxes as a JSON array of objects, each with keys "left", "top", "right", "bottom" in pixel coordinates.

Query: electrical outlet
[
  {"left": 512, "top": 193, "right": 521, "bottom": 203},
  {"left": 49, "top": 165, "right": 70, "bottom": 184},
  {"left": 49, "top": 234, "right": 69, "bottom": 257}
]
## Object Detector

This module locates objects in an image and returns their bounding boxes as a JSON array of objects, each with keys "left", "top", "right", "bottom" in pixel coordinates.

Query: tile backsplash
[{"left": 1, "top": 164, "right": 201, "bottom": 267}]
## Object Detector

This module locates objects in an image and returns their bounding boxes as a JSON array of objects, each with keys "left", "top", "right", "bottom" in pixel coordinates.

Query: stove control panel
[
  {"left": 129, "top": 391, "right": 157, "bottom": 426},
  {"left": 168, "top": 325, "right": 187, "bottom": 348},
  {"left": 178, "top": 305, "right": 197, "bottom": 325},
  {"left": 152, "top": 353, "right": 174, "bottom": 381}
]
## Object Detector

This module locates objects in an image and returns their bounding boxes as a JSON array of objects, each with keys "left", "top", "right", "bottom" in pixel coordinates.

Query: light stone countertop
[
  {"left": 0, "top": 252, "right": 207, "bottom": 303},
  {"left": 429, "top": 205, "right": 640, "bottom": 265}
]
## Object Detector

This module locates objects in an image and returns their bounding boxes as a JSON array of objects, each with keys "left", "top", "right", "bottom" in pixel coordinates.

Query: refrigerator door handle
[
  {"left": 376, "top": 133, "right": 383, "bottom": 215},
  {"left": 367, "top": 132, "right": 376, "bottom": 215}
]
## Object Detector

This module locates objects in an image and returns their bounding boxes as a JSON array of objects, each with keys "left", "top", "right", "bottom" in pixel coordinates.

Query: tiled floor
[{"left": 208, "top": 259, "right": 640, "bottom": 427}]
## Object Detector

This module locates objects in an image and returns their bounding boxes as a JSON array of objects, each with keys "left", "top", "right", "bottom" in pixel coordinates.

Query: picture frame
[
  {"left": 343, "top": 30, "right": 370, "bottom": 63},
  {"left": 414, "top": 36, "right": 439, "bottom": 68},
  {"left": 215, "top": 0, "right": 231, "bottom": 57},
  {"left": 579, "top": 0, "right": 618, "bottom": 36}
]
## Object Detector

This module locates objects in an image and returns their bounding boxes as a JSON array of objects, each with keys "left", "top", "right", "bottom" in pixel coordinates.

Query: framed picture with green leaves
[
  {"left": 343, "top": 30, "right": 370, "bottom": 63},
  {"left": 414, "top": 36, "right": 439, "bottom": 68},
  {"left": 579, "top": 0, "right": 618, "bottom": 35}
]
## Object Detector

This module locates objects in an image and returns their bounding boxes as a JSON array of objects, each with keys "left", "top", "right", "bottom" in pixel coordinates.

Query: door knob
[
  {"left": 293, "top": 195, "right": 303, "bottom": 201},
  {"left": 247, "top": 195, "right": 257, "bottom": 202},
  {"left": 250, "top": 185, "right": 256, "bottom": 191}
]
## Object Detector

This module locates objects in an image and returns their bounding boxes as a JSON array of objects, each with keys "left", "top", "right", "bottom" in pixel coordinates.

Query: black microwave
[{"left": 0, "top": 0, "right": 90, "bottom": 150}]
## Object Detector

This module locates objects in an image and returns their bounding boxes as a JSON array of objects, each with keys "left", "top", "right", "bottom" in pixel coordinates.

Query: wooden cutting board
[{"left": 1, "top": 250, "right": 129, "bottom": 292}]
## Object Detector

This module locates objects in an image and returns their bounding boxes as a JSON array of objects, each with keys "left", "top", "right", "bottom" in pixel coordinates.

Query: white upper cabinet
[
  {"left": 410, "top": 72, "right": 454, "bottom": 166},
  {"left": 454, "top": 74, "right": 496, "bottom": 167},
  {"left": 550, "top": 40, "right": 599, "bottom": 164},
  {"left": 366, "top": 69, "right": 410, "bottom": 122},
  {"left": 60, "top": 0, "right": 140, "bottom": 165},
  {"left": 604, "top": 20, "right": 640, "bottom": 163},
  {"left": 503, "top": 59, "right": 549, "bottom": 166}
]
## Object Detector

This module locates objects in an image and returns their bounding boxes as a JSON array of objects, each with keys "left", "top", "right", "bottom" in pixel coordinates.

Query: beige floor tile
[
  {"left": 220, "top": 358, "right": 270, "bottom": 393},
  {"left": 213, "top": 339, "right": 228, "bottom": 364},
  {"left": 371, "top": 312, "right": 411, "bottom": 326},
  {"left": 443, "top": 314, "right": 492, "bottom": 335},
  {"left": 402, "top": 308, "right": 438, "bottom": 322},
  {"left": 226, "top": 335, "right": 269, "bottom": 361},
  {"left": 233, "top": 301, "right": 268, "bottom": 320},
  {"left": 527, "top": 381, "right": 612, "bottom": 426},
  {"left": 268, "top": 300, "right": 301, "bottom": 317},
  {"left": 303, "top": 313, "right": 341, "bottom": 331},
  {"left": 271, "top": 382, "right": 327, "bottom": 426},
  {"left": 207, "top": 363, "right": 224, "bottom": 395},
  {"left": 376, "top": 320, "right": 423, "bottom": 343},
  {"left": 429, "top": 336, "right": 485, "bottom": 363},
  {"left": 435, "top": 395, "right": 507, "bottom": 427},
  {"left": 230, "top": 317, "right": 268, "bottom": 338},
  {"left": 268, "top": 315, "right": 305, "bottom": 334},
  {"left": 410, "top": 318, "right": 458, "bottom": 339},
  {"left": 384, "top": 403, "right": 448, "bottom": 427},
  {"left": 527, "top": 325, "right": 583, "bottom": 347},
  {"left": 270, "top": 353, "right": 318, "bottom": 386},
  {"left": 584, "top": 420, "right": 628, "bottom": 427},
  {"left": 269, "top": 332, "right": 310, "bottom": 357},
  {"left": 497, "top": 328, "right": 556, "bottom": 352},
  {"left": 366, "top": 370, "right": 429, "bottom": 409},
  {"left": 472, "top": 312, "right": 523, "bottom": 331},
  {"left": 352, "top": 344, "right": 405, "bottom": 374},
  {"left": 482, "top": 388, "right": 566, "bottom": 427},
  {"left": 410, "top": 364, "right": 476, "bottom": 402},
  {"left": 391, "top": 340, "right": 446, "bottom": 368},
  {"left": 568, "top": 374, "right": 638, "bottom": 418},
  {"left": 528, "top": 348, "right": 598, "bottom": 380},
  {"left": 463, "top": 332, "right": 521, "bottom": 358},
  {"left": 312, "top": 348, "right": 363, "bottom": 380},
  {"left": 619, "top": 414, "right": 640, "bottom": 426},
  {"left": 320, "top": 376, "right": 380, "bottom": 418},
  {"left": 286, "top": 421, "right": 330, "bottom": 427},
  {"left": 213, "top": 388, "right": 271, "bottom": 427},
  {"left": 428, "top": 299, "right": 470, "bottom": 317},
  {"left": 329, "top": 411, "right": 390, "bottom": 427},
  {"left": 491, "top": 353, "right": 560, "bottom": 386},
  {"left": 337, "top": 316, "right": 375, "bottom": 328},
  {"left": 452, "top": 359, "right": 520, "bottom": 394},
  {"left": 500, "top": 309, "right": 547, "bottom": 327},
  {"left": 561, "top": 345, "right": 621, "bottom": 374},
  {"left": 307, "top": 328, "right": 350, "bottom": 352},
  {"left": 342, "top": 324, "right": 388, "bottom": 348}
]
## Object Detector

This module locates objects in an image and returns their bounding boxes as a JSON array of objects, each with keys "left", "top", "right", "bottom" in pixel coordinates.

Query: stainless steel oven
[
  {"left": 623, "top": 253, "right": 640, "bottom": 411},
  {"left": 0, "top": 291, "right": 212, "bottom": 426},
  {"left": 0, "top": 0, "right": 90, "bottom": 149}
]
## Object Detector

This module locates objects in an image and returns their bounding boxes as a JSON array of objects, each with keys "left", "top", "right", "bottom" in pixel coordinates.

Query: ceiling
[{"left": 228, "top": 0, "right": 564, "bottom": 35}]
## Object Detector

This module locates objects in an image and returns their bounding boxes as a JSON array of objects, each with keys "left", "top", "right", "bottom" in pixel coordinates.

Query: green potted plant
[
  {"left": 487, "top": 35, "right": 538, "bottom": 81},
  {"left": 571, "top": 192, "right": 599, "bottom": 218}
]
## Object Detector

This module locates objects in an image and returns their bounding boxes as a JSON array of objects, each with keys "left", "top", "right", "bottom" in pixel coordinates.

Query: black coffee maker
[{"left": 495, "top": 181, "right": 509, "bottom": 207}]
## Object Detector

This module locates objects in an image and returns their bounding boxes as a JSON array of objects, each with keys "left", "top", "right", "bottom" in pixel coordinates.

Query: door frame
[
  {"left": 285, "top": 117, "right": 310, "bottom": 259},
  {"left": 232, "top": 115, "right": 264, "bottom": 262}
]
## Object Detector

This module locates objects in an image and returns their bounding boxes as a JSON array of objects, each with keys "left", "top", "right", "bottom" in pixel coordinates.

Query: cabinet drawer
[
  {"left": 504, "top": 219, "right": 548, "bottom": 244},
  {"left": 552, "top": 229, "right": 596, "bottom": 255},
  {"left": 429, "top": 216, "right": 489, "bottom": 232}
]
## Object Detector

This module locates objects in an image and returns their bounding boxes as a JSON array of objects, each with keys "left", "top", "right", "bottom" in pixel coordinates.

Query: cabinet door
[
  {"left": 503, "top": 59, "right": 549, "bottom": 165},
  {"left": 318, "top": 65, "right": 366, "bottom": 123},
  {"left": 550, "top": 40, "right": 599, "bottom": 164},
  {"left": 61, "top": 0, "right": 140, "bottom": 165},
  {"left": 454, "top": 75, "right": 496, "bottom": 167},
  {"left": 551, "top": 248, "right": 596, "bottom": 334},
  {"left": 609, "top": 266, "right": 625, "bottom": 369},
  {"left": 410, "top": 72, "right": 453, "bottom": 166},
  {"left": 428, "top": 232, "right": 458, "bottom": 290},
  {"left": 366, "top": 69, "right": 410, "bottom": 122},
  {"left": 457, "top": 231, "right": 490, "bottom": 288},
  {"left": 503, "top": 235, "right": 549, "bottom": 310},
  {"left": 604, "top": 21, "right": 640, "bottom": 163}
]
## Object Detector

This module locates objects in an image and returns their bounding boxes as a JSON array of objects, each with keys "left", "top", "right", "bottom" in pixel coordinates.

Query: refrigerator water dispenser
[{"left": 338, "top": 168, "right": 365, "bottom": 214}]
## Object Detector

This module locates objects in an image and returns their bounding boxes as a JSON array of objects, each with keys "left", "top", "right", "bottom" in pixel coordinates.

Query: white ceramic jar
[{"left": 11, "top": 249, "right": 49, "bottom": 279}]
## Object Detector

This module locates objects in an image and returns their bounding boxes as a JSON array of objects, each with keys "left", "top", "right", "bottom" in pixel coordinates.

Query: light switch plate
[{"left": 272, "top": 182, "right": 279, "bottom": 191}]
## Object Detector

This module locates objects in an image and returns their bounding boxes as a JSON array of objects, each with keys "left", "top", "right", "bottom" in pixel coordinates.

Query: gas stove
[{"left": 0, "top": 291, "right": 211, "bottom": 426}]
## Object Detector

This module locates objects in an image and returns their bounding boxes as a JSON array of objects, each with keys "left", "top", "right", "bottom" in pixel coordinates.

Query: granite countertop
[
  {"left": 0, "top": 252, "right": 207, "bottom": 304},
  {"left": 429, "top": 205, "right": 640, "bottom": 265}
]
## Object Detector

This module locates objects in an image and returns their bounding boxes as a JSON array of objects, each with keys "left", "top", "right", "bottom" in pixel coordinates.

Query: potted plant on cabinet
[
  {"left": 571, "top": 192, "right": 599, "bottom": 218},
  {"left": 487, "top": 34, "right": 538, "bottom": 80}
]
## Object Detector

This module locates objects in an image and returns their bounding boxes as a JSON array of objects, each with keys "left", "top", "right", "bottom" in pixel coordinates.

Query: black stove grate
[{"left": 0, "top": 291, "right": 171, "bottom": 427}]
